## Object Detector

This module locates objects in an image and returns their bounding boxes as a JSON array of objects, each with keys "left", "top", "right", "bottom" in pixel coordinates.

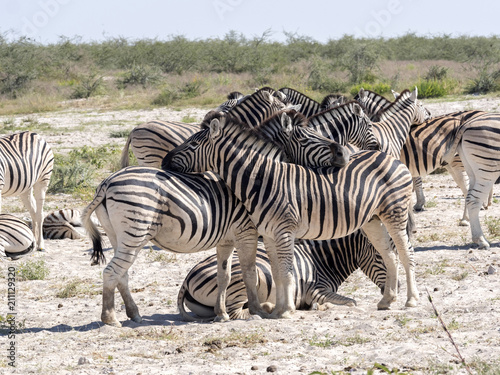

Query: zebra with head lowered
[
  {"left": 0, "top": 131, "right": 53, "bottom": 251},
  {"left": 83, "top": 110, "right": 349, "bottom": 326},
  {"left": 179, "top": 230, "right": 388, "bottom": 321},
  {"left": 164, "top": 111, "right": 419, "bottom": 318}
]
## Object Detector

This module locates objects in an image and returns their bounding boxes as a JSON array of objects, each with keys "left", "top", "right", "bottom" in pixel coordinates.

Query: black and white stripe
[
  {"left": 165, "top": 115, "right": 419, "bottom": 318},
  {"left": 278, "top": 87, "right": 321, "bottom": 118},
  {"left": 178, "top": 232, "right": 387, "bottom": 321},
  {"left": 42, "top": 209, "right": 89, "bottom": 240},
  {"left": 0, "top": 131, "right": 53, "bottom": 250},
  {"left": 0, "top": 214, "right": 35, "bottom": 260}
]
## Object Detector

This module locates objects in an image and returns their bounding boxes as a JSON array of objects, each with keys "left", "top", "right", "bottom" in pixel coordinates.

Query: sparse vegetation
[
  {"left": 17, "top": 257, "right": 50, "bottom": 280},
  {"left": 56, "top": 278, "right": 101, "bottom": 298}
]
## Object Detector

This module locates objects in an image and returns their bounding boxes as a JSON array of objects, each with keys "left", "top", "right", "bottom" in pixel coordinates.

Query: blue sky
[{"left": 1, "top": 0, "right": 500, "bottom": 44}]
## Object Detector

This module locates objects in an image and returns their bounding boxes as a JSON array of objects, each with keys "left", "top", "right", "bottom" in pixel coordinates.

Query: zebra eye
[{"left": 189, "top": 140, "right": 199, "bottom": 148}]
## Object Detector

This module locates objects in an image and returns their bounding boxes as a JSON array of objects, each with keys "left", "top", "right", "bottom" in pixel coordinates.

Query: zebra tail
[
  {"left": 177, "top": 284, "right": 215, "bottom": 322},
  {"left": 82, "top": 188, "right": 107, "bottom": 266},
  {"left": 120, "top": 133, "right": 132, "bottom": 168}
]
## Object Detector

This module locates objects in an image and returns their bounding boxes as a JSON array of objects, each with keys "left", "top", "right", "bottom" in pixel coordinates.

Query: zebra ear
[
  {"left": 280, "top": 112, "right": 293, "bottom": 136},
  {"left": 288, "top": 104, "right": 302, "bottom": 112},
  {"left": 391, "top": 89, "right": 400, "bottom": 99},
  {"left": 410, "top": 86, "right": 418, "bottom": 102},
  {"left": 353, "top": 103, "right": 365, "bottom": 117},
  {"left": 358, "top": 88, "right": 366, "bottom": 99},
  {"left": 262, "top": 90, "right": 273, "bottom": 103},
  {"left": 209, "top": 118, "right": 222, "bottom": 139}
]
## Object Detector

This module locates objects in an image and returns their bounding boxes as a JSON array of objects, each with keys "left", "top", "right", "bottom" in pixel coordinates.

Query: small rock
[
  {"left": 334, "top": 316, "right": 341, "bottom": 320},
  {"left": 251, "top": 365, "right": 259, "bottom": 371},
  {"left": 58, "top": 303, "right": 63, "bottom": 308},
  {"left": 148, "top": 302, "right": 154, "bottom": 306},
  {"left": 78, "top": 357, "right": 90, "bottom": 365},
  {"left": 469, "top": 256, "right": 479, "bottom": 261},
  {"left": 434, "top": 287, "right": 439, "bottom": 292},
  {"left": 247, "top": 314, "right": 262, "bottom": 321},
  {"left": 267, "top": 365, "right": 278, "bottom": 372},
  {"left": 488, "top": 265, "right": 497, "bottom": 275}
]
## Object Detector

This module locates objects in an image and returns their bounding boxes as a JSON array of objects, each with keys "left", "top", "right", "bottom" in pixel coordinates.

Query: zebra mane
[
  {"left": 200, "top": 110, "right": 290, "bottom": 161},
  {"left": 374, "top": 89, "right": 411, "bottom": 118},
  {"left": 310, "top": 99, "right": 367, "bottom": 120},
  {"left": 227, "top": 91, "right": 245, "bottom": 100},
  {"left": 320, "top": 94, "right": 345, "bottom": 108},
  {"left": 353, "top": 88, "right": 389, "bottom": 102},
  {"left": 257, "top": 109, "right": 308, "bottom": 131},
  {"left": 278, "top": 87, "right": 319, "bottom": 104}
]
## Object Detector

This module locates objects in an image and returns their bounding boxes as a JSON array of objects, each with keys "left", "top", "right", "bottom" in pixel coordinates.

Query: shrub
[
  {"left": 465, "top": 71, "right": 500, "bottom": 94},
  {"left": 152, "top": 88, "right": 180, "bottom": 106},
  {"left": 425, "top": 65, "right": 449, "bottom": 81},
  {"left": 117, "top": 63, "right": 161, "bottom": 88},
  {"left": 17, "top": 258, "right": 50, "bottom": 281},
  {"left": 70, "top": 73, "right": 105, "bottom": 99},
  {"left": 416, "top": 80, "right": 449, "bottom": 98}
]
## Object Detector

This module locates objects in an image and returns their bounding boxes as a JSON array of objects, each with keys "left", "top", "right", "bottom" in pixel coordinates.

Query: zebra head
[
  {"left": 344, "top": 102, "right": 381, "bottom": 151},
  {"left": 320, "top": 94, "right": 346, "bottom": 111},
  {"left": 392, "top": 87, "right": 432, "bottom": 124},
  {"left": 256, "top": 110, "right": 350, "bottom": 168}
]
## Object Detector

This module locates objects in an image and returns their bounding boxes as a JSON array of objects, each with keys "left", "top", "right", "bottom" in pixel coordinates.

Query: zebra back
[{"left": 278, "top": 87, "right": 321, "bottom": 118}]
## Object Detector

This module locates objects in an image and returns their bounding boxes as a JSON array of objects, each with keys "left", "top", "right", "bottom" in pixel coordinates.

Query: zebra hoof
[
  {"left": 405, "top": 298, "right": 418, "bottom": 308},
  {"left": 37, "top": 248, "right": 46, "bottom": 252},
  {"left": 458, "top": 220, "right": 470, "bottom": 227},
  {"left": 213, "top": 313, "right": 230, "bottom": 323},
  {"left": 131, "top": 315, "right": 142, "bottom": 324},
  {"left": 103, "top": 319, "right": 122, "bottom": 328},
  {"left": 413, "top": 206, "right": 425, "bottom": 212}
]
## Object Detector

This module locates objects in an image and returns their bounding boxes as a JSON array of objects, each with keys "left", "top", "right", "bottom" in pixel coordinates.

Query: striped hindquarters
[
  {"left": 0, "top": 214, "right": 36, "bottom": 260},
  {"left": 43, "top": 209, "right": 86, "bottom": 240},
  {"left": 0, "top": 131, "right": 54, "bottom": 196}
]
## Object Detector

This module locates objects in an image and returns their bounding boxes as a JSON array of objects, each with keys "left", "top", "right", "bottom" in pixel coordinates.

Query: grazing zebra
[
  {"left": 42, "top": 209, "right": 91, "bottom": 240},
  {"left": 278, "top": 87, "right": 322, "bottom": 118},
  {"left": 306, "top": 100, "right": 381, "bottom": 151},
  {"left": 0, "top": 131, "right": 53, "bottom": 251},
  {"left": 178, "top": 233, "right": 388, "bottom": 321},
  {"left": 84, "top": 111, "right": 348, "bottom": 326},
  {"left": 120, "top": 88, "right": 287, "bottom": 168},
  {"left": 164, "top": 114, "right": 419, "bottom": 318},
  {"left": 0, "top": 214, "right": 35, "bottom": 260}
]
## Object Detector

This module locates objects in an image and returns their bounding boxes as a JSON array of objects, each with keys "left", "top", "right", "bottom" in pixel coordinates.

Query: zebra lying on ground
[
  {"left": 0, "top": 131, "right": 53, "bottom": 251},
  {"left": 42, "top": 208, "right": 99, "bottom": 240},
  {"left": 83, "top": 110, "right": 350, "bottom": 326},
  {"left": 164, "top": 112, "right": 418, "bottom": 318},
  {"left": 0, "top": 214, "right": 36, "bottom": 260},
  {"left": 178, "top": 232, "right": 388, "bottom": 321}
]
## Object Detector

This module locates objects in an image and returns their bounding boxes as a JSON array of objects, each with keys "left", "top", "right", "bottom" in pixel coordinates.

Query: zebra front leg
[
  {"left": 213, "top": 242, "right": 234, "bottom": 322},
  {"left": 19, "top": 189, "right": 44, "bottom": 251},
  {"left": 234, "top": 226, "right": 270, "bottom": 319},
  {"left": 263, "top": 235, "right": 295, "bottom": 319},
  {"left": 445, "top": 162, "right": 470, "bottom": 226},
  {"left": 361, "top": 218, "right": 399, "bottom": 310}
]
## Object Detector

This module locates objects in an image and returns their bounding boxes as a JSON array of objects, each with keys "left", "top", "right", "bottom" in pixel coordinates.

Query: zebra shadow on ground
[{"left": 414, "top": 240, "right": 499, "bottom": 252}]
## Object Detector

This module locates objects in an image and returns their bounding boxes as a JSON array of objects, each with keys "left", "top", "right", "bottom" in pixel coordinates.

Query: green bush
[
  {"left": 425, "top": 65, "right": 449, "bottom": 81},
  {"left": 152, "top": 88, "right": 181, "bottom": 106},
  {"left": 349, "top": 82, "right": 391, "bottom": 97},
  {"left": 117, "top": 63, "right": 161, "bottom": 88},
  {"left": 70, "top": 73, "right": 105, "bottom": 99},
  {"left": 415, "top": 80, "right": 449, "bottom": 98},
  {"left": 465, "top": 71, "right": 500, "bottom": 94}
]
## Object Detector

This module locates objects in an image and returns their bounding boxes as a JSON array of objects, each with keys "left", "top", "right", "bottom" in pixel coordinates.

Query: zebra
[
  {"left": 83, "top": 111, "right": 348, "bottom": 326},
  {"left": 120, "top": 88, "right": 287, "bottom": 168},
  {"left": 0, "top": 131, "right": 53, "bottom": 251},
  {"left": 178, "top": 232, "right": 388, "bottom": 321},
  {"left": 354, "top": 88, "right": 393, "bottom": 121},
  {"left": 0, "top": 214, "right": 36, "bottom": 260},
  {"left": 278, "top": 87, "right": 322, "bottom": 118},
  {"left": 164, "top": 113, "right": 419, "bottom": 318},
  {"left": 319, "top": 94, "right": 346, "bottom": 111},
  {"left": 371, "top": 87, "right": 430, "bottom": 158},
  {"left": 306, "top": 100, "right": 381, "bottom": 151},
  {"left": 42, "top": 208, "right": 94, "bottom": 240}
]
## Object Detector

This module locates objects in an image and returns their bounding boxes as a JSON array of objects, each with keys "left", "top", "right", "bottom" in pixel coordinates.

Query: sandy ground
[{"left": 0, "top": 95, "right": 499, "bottom": 375}]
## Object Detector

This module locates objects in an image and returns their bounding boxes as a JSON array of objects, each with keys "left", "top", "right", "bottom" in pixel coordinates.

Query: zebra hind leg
[
  {"left": 213, "top": 242, "right": 234, "bottom": 322},
  {"left": 116, "top": 271, "right": 141, "bottom": 323}
]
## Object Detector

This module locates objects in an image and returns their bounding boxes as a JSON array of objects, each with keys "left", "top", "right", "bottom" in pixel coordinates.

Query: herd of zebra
[{"left": 1, "top": 86, "right": 499, "bottom": 326}]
